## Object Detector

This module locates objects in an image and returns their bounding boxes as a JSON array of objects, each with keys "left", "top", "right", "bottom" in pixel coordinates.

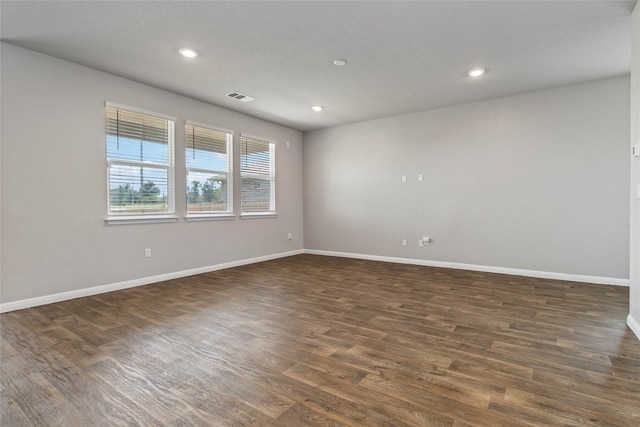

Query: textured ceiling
[{"left": 1, "top": 0, "right": 636, "bottom": 132}]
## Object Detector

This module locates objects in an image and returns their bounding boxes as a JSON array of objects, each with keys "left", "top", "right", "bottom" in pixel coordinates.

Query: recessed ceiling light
[
  {"left": 179, "top": 48, "right": 198, "bottom": 58},
  {"left": 311, "top": 105, "right": 323, "bottom": 112},
  {"left": 333, "top": 59, "right": 348, "bottom": 67},
  {"left": 468, "top": 68, "right": 485, "bottom": 77}
]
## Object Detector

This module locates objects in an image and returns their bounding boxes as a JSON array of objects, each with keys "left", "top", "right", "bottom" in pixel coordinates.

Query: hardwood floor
[{"left": 2, "top": 254, "right": 639, "bottom": 426}]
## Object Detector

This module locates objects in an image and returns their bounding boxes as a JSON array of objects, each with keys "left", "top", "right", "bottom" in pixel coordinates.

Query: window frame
[
  {"left": 185, "top": 120, "right": 235, "bottom": 221},
  {"left": 239, "top": 133, "right": 276, "bottom": 218},
  {"left": 104, "top": 102, "right": 178, "bottom": 225}
]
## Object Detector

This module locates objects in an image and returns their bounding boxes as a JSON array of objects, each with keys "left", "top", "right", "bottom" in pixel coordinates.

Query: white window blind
[
  {"left": 240, "top": 135, "right": 275, "bottom": 213},
  {"left": 186, "top": 123, "right": 233, "bottom": 214},
  {"left": 106, "top": 106, "right": 175, "bottom": 216}
]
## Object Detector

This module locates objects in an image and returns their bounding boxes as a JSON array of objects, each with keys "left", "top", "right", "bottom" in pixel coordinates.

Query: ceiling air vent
[{"left": 226, "top": 91, "right": 255, "bottom": 103}]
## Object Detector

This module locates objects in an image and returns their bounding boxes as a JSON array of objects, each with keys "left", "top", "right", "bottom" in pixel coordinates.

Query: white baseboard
[
  {"left": 0, "top": 249, "right": 304, "bottom": 314},
  {"left": 628, "top": 315, "right": 640, "bottom": 341},
  {"left": 1, "top": 248, "right": 630, "bottom": 314},
  {"left": 304, "top": 249, "right": 630, "bottom": 287}
]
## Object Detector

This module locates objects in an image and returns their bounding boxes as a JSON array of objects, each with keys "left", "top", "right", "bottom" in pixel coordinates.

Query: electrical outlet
[
  {"left": 145, "top": 248, "right": 151, "bottom": 258},
  {"left": 402, "top": 239, "right": 407, "bottom": 247},
  {"left": 288, "top": 233, "right": 293, "bottom": 240}
]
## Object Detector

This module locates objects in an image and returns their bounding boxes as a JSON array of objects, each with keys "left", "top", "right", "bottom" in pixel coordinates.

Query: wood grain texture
[{"left": 2, "top": 254, "right": 639, "bottom": 426}]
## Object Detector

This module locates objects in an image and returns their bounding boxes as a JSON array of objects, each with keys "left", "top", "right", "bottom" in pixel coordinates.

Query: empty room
[{"left": 1, "top": 1, "right": 640, "bottom": 426}]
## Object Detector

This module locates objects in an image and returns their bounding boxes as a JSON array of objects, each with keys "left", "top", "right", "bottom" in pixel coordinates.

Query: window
[
  {"left": 186, "top": 122, "right": 233, "bottom": 216},
  {"left": 106, "top": 105, "right": 175, "bottom": 217},
  {"left": 240, "top": 135, "right": 275, "bottom": 214}
]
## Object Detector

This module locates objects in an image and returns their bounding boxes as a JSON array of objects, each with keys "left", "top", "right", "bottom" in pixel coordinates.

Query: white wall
[
  {"left": 1, "top": 41, "right": 633, "bottom": 314},
  {"left": 629, "top": 4, "right": 640, "bottom": 338},
  {"left": 304, "top": 77, "right": 630, "bottom": 281},
  {"left": 0, "top": 43, "right": 304, "bottom": 306}
]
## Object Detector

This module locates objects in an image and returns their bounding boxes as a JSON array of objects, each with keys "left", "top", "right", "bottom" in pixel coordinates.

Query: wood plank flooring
[{"left": 1, "top": 254, "right": 639, "bottom": 426}]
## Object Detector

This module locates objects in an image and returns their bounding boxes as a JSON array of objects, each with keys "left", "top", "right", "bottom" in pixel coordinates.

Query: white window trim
[
  {"left": 105, "top": 101, "right": 177, "bottom": 122},
  {"left": 105, "top": 215, "right": 180, "bottom": 225},
  {"left": 239, "top": 133, "right": 277, "bottom": 145},
  {"left": 105, "top": 103, "right": 176, "bottom": 222},
  {"left": 240, "top": 134, "right": 276, "bottom": 215},
  {"left": 185, "top": 120, "right": 234, "bottom": 135},
  {"left": 239, "top": 212, "right": 277, "bottom": 219},
  {"left": 185, "top": 121, "right": 234, "bottom": 218},
  {"left": 185, "top": 213, "right": 236, "bottom": 222}
]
